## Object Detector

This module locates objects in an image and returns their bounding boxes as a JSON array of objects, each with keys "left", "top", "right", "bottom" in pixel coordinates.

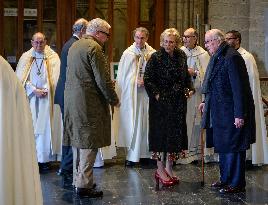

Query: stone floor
[{"left": 41, "top": 155, "right": 268, "bottom": 205}]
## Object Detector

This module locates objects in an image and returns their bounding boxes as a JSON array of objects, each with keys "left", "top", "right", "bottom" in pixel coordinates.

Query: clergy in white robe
[
  {"left": 0, "top": 55, "right": 43, "bottom": 205},
  {"left": 16, "top": 32, "right": 61, "bottom": 164},
  {"left": 226, "top": 30, "right": 268, "bottom": 165},
  {"left": 115, "top": 27, "right": 155, "bottom": 164},
  {"left": 178, "top": 28, "right": 217, "bottom": 164},
  {"left": 238, "top": 47, "right": 268, "bottom": 165}
]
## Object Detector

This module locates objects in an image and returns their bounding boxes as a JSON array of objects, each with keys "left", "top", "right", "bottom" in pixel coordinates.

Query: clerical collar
[
  {"left": 187, "top": 46, "right": 197, "bottom": 51},
  {"left": 136, "top": 44, "right": 146, "bottom": 52},
  {"left": 33, "top": 51, "right": 46, "bottom": 60}
]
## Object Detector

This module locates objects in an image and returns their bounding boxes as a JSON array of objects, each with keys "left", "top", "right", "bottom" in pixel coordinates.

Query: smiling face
[
  {"left": 134, "top": 31, "right": 148, "bottom": 49},
  {"left": 183, "top": 29, "right": 197, "bottom": 49},
  {"left": 31, "top": 33, "right": 46, "bottom": 53}
]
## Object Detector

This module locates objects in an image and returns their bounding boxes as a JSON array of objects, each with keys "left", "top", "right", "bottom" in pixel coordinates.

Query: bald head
[
  {"left": 183, "top": 28, "right": 198, "bottom": 49},
  {"left": 31, "top": 32, "right": 47, "bottom": 53},
  {"left": 32, "top": 32, "right": 46, "bottom": 41}
]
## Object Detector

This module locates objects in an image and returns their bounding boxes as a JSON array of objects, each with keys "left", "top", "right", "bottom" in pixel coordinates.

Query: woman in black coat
[{"left": 144, "top": 28, "right": 194, "bottom": 188}]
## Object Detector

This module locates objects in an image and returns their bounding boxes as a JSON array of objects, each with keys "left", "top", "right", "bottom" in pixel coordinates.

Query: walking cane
[{"left": 200, "top": 127, "right": 205, "bottom": 186}]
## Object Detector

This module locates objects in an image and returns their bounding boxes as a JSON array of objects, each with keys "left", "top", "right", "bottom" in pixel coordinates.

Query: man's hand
[
  {"left": 188, "top": 90, "right": 195, "bottom": 98},
  {"left": 115, "top": 101, "right": 121, "bottom": 108},
  {"left": 33, "top": 88, "right": 48, "bottom": 98},
  {"left": 198, "top": 103, "right": 205, "bottom": 113},
  {"left": 155, "top": 94, "right": 160, "bottom": 101},
  {"left": 137, "top": 79, "right": 144, "bottom": 87},
  {"left": 188, "top": 68, "right": 196, "bottom": 76},
  {"left": 234, "top": 118, "right": 244, "bottom": 128}
]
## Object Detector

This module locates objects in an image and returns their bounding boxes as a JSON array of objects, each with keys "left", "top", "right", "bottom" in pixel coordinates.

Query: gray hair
[
  {"left": 72, "top": 18, "right": 88, "bottom": 34},
  {"left": 160, "top": 28, "right": 180, "bottom": 48},
  {"left": 133, "top": 27, "right": 149, "bottom": 38},
  {"left": 86, "top": 18, "right": 111, "bottom": 34},
  {"left": 206, "top": 29, "right": 225, "bottom": 42}
]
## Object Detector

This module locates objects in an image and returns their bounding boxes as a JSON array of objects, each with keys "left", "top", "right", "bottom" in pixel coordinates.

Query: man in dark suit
[
  {"left": 199, "top": 29, "right": 255, "bottom": 194},
  {"left": 54, "top": 18, "right": 88, "bottom": 187}
]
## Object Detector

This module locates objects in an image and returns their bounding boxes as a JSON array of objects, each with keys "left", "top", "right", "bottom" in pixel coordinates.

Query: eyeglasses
[
  {"left": 32, "top": 40, "right": 45, "bottom": 45},
  {"left": 183, "top": 35, "right": 195, "bottom": 39},
  {"left": 164, "top": 40, "right": 176, "bottom": 45},
  {"left": 225, "top": 37, "right": 237, "bottom": 41},
  {"left": 204, "top": 38, "right": 217, "bottom": 45},
  {"left": 98, "top": 30, "right": 110, "bottom": 37}
]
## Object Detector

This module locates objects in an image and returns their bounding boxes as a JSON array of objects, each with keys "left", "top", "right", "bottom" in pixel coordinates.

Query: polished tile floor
[{"left": 41, "top": 156, "right": 268, "bottom": 205}]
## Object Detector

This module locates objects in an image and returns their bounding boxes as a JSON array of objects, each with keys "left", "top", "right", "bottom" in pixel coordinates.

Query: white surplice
[
  {"left": 115, "top": 42, "right": 155, "bottom": 162},
  {"left": 238, "top": 47, "right": 268, "bottom": 165},
  {"left": 16, "top": 46, "right": 61, "bottom": 163},
  {"left": 0, "top": 56, "right": 43, "bottom": 205},
  {"left": 178, "top": 46, "right": 216, "bottom": 164}
]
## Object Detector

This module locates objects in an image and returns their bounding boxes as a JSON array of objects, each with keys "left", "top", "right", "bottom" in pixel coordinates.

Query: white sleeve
[{"left": 25, "top": 80, "right": 36, "bottom": 97}]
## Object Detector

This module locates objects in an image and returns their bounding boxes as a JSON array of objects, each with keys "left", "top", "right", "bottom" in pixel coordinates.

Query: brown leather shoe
[
  {"left": 219, "top": 186, "right": 246, "bottom": 194},
  {"left": 211, "top": 181, "right": 226, "bottom": 189}
]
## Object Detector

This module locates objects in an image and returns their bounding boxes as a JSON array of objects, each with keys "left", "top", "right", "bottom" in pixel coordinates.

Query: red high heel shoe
[
  {"left": 154, "top": 171, "right": 174, "bottom": 190},
  {"left": 164, "top": 169, "right": 180, "bottom": 184}
]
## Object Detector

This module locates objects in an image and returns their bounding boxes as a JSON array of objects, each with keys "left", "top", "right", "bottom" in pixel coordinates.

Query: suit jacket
[
  {"left": 54, "top": 35, "right": 79, "bottom": 113},
  {"left": 202, "top": 44, "right": 255, "bottom": 153}
]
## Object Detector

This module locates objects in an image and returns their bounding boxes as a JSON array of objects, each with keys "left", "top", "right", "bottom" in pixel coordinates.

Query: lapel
[{"left": 209, "top": 55, "right": 225, "bottom": 82}]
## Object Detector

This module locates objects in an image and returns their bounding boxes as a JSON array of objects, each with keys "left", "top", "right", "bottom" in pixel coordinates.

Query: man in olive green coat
[{"left": 64, "top": 18, "right": 120, "bottom": 198}]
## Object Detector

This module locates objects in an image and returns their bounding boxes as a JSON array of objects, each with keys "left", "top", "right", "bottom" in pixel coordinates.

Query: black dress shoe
[
  {"left": 38, "top": 162, "right": 51, "bottom": 173},
  {"left": 211, "top": 181, "right": 227, "bottom": 189},
  {"left": 125, "top": 160, "right": 135, "bottom": 167},
  {"left": 57, "top": 169, "right": 62, "bottom": 176},
  {"left": 72, "top": 184, "right": 97, "bottom": 190},
  {"left": 219, "top": 186, "right": 245, "bottom": 194},
  {"left": 75, "top": 187, "right": 103, "bottom": 198},
  {"left": 57, "top": 168, "right": 73, "bottom": 176}
]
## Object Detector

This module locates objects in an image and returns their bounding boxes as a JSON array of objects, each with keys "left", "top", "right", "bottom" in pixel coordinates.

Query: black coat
[
  {"left": 144, "top": 47, "right": 193, "bottom": 153},
  {"left": 54, "top": 35, "right": 79, "bottom": 114},
  {"left": 201, "top": 44, "right": 256, "bottom": 153}
]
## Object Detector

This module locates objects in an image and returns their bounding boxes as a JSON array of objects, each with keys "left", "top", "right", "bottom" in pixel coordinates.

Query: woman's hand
[{"left": 155, "top": 94, "right": 160, "bottom": 101}]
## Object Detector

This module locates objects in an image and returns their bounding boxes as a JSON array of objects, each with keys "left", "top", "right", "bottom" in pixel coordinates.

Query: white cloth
[
  {"left": 115, "top": 42, "right": 155, "bottom": 162},
  {"left": 94, "top": 107, "right": 118, "bottom": 167},
  {"left": 238, "top": 47, "right": 268, "bottom": 165},
  {"left": 179, "top": 46, "right": 217, "bottom": 164},
  {"left": 16, "top": 46, "right": 61, "bottom": 163},
  {"left": 0, "top": 56, "right": 43, "bottom": 205}
]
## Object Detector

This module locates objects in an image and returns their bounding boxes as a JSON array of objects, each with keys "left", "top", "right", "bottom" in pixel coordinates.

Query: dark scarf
[
  {"left": 202, "top": 42, "right": 228, "bottom": 94},
  {"left": 200, "top": 42, "right": 228, "bottom": 128}
]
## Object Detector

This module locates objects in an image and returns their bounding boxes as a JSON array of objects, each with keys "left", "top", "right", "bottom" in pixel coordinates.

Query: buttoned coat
[
  {"left": 63, "top": 36, "right": 119, "bottom": 149},
  {"left": 201, "top": 44, "right": 256, "bottom": 153}
]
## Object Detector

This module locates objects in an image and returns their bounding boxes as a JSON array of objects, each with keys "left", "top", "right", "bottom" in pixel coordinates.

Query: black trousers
[
  {"left": 59, "top": 104, "right": 73, "bottom": 174},
  {"left": 60, "top": 145, "right": 73, "bottom": 173}
]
